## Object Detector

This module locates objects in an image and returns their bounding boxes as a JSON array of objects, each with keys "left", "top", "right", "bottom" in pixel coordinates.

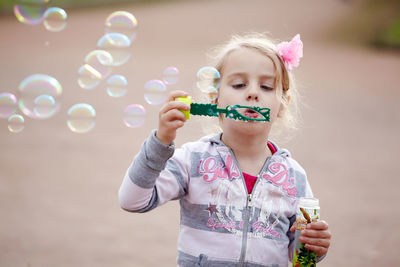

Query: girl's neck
[
  {"left": 221, "top": 130, "right": 270, "bottom": 159},
  {"left": 222, "top": 130, "right": 271, "bottom": 176}
]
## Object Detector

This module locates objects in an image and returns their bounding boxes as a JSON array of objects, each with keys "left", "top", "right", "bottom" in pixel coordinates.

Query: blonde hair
[{"left": 207, "top": 32, "right": 301, "bottom": 136}]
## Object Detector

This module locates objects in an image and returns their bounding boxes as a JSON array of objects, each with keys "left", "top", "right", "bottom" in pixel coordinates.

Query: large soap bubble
[
  {"left": 14, "top": 0, "right": 50, "bottom": 26},
  {"left": 196, "top": 66, "right": 220, "bottom": 92},
  {"left": 105, "top": 11, "right": 138, "bottom": 41},
  {"left": 123, "top": 104, "right": 146, "bottom": 128},
  {"left": 67, "top": 103, "right": 96, "bottom": 133},
  {"left": 97, "top": 33, "right": 131, "bottom": 67},
  {"left": 107, "top": 75, "right": 128, "bottom": 98},
  {"left": 144, "top": 80, "right": 167, "bottom": 105},
  {"left": 162, "top": 66, "right": 179, "bottom": 85},
  {"left": 18, "top": 74, "right": 62, "bottom": 119},
  {"left": 43, "top": 7, "right": 67, "bottom": 32}
]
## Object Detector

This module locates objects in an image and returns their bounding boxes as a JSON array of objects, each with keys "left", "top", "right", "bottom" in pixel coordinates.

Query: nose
[{"left": 246, "top": 83, "right": 259, "bottom": 101}]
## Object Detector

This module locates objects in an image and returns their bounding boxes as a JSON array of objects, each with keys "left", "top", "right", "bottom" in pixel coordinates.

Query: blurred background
[{"left": 0, "top": 0, "right": 399, "bottom": 266}]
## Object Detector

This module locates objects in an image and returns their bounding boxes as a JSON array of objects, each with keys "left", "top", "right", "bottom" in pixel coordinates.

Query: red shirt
[{"left": 243, "top": 141, "right": 277, "bottom": 194}]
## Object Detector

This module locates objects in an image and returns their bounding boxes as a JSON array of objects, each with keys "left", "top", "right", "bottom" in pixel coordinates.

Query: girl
[{"left": 119, "top": 32, "right": 331, "bottom": 266}]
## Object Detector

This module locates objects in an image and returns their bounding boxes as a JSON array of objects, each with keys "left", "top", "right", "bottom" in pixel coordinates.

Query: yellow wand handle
[{"left": 176, "top": 96, "right": 192, "bottom": 120}]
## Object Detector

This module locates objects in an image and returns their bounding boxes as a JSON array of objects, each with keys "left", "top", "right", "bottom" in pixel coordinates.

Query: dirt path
[{"left": 0, "top": 0, "right": 399, "bottom": 266}]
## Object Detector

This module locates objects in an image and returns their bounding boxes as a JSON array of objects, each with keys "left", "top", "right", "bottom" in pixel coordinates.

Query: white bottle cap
[{"left": 299, "top": 197, "right": 319, "bottom": 207}]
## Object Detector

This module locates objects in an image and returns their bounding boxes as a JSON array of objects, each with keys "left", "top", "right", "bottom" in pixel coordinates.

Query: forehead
[{"left": 221, "top": 47, "right": 276, "bottom": 78}]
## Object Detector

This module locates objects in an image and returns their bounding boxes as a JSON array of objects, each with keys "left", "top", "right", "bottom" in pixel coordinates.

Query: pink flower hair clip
[{"left": 277, "top": 34, "right": 303, "bottom": 71}]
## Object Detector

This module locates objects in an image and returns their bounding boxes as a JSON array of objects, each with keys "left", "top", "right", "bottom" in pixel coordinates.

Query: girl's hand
[
  {"left": 156, "top": 90, "right": 190, "bottom": 145},
  {"left": 290, "top": 220, "right": 331, "bottom": 257}
]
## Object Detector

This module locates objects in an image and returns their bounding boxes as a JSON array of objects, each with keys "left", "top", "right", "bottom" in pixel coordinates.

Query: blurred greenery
[
  {"left": 0, "top": 0, "right": 180, "bottom": 15},
  {"left": 333, "top": 0, "right": 400, "bottom": 49},
  {"left": 374, "top": 16, "right": 400, "bottom": 48},
  {"left": 2, "top": 0, "right": 399, "bottom": 49}
]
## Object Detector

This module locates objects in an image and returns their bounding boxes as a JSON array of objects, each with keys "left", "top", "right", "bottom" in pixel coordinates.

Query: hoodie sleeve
[{"left": 118, "top": 129, "right": 189, "bottom": 212}]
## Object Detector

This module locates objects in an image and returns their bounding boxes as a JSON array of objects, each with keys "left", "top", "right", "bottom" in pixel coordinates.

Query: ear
[{"left": 277, "top": 93, "right": 290, "bottom": 118}]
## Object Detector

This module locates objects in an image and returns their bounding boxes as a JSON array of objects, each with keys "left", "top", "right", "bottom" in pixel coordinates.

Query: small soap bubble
[
  {"left": 84, "top": 50, "right": 113, "bottom": 80},
  {"left": 18, "top": 74, "right": 62, "bottom": 119},
  {"left": 204, "top": 86, "right": 218, "bottom": 101},
  {"left": 43, "top": 7, "right": 67, "bottom": 32},
  {"left": 162, "top": 66, "right": 179, "bottom": 85},
  {"left": 77, "top": 64, "right": 101, "bottom": 90},
  {"left": 67, "top": 103, "right": 96, "bottom": 133},
  {"left": 14, "top": 0, "right": 50, "bottom": 26},
  {"left": 196, "top": 66, "right": 221, "bottom": 92},
  {"left": 33, "top": 94, "right": 56, "bottom": 118},
  {"left": 97, "top": 33, "right": 131, "bottom": 66},
  {"left": 8, "top": 114, "right": 24, "bottom": 133},
  {"left": 105, "top": 11, "right": 138, "bottom": 41},
  {"left": 144, "top": 80, "right": 167, "bottom": 105},
  {"left": 123, "top": 104, "right": 146, "bottom": 128},
  {"left": 107, "top": 75, "right": 128, "bottom": 98},
  {"left": 0, "top": 93, "right": 18, "bottom": 118}
]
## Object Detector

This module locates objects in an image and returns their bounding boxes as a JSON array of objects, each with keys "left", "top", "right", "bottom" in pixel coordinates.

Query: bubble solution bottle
[{"left": 292, "top": 197, "right": 320, "bottom": 267}]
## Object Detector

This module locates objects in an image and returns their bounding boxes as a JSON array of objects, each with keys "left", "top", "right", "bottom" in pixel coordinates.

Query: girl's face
[{"left": 216, "top": 47, "right": 283, "bottom": 136}]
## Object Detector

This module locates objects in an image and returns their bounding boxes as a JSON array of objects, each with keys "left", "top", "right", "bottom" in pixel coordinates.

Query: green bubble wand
[{"left": 177, "top": 96, "right": 270, "bottom": 122}]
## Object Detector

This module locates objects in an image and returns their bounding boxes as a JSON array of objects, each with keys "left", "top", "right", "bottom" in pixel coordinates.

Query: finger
[
  {"left": 159, "top": 101, "right": 190, "bottom": 118},
  {"left": 161, "top": 109, "right": 187, "bottom": 124},
  {"left": 160, "top": 100, "right": 190, "bottom": 115},
  {"left": 290, "top": 223, "right": 296, "bottom": 232},
  {"left": 299, "top": 235, "right": 330, "bottom": 249},
  {"left": 166, "top": 90, "right": 189, "bottom": 102},
  {"left": 302, "top": 229, "right": 331, "bottom": 239},
  {"left": 172, "top": 120, "right": 185, "bottom": 129},
  {"left": 304, "top": 244, "right": 328, "bottom": 256},
  {"left": 306, "top": 220, "right": 329, "bottom": 230}
]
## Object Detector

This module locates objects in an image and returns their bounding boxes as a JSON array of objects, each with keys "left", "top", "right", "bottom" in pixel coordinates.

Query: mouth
[{"left": 243, "top": 108, "right": 260, "bottom": 119}]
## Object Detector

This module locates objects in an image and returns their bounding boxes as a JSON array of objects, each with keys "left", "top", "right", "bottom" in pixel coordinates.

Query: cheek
[
  {"left": 214, "top": 86, "right": 229, "bottom": 106},
  {"left": 265, "top": 97, "right": 283, "bottom": 120}
]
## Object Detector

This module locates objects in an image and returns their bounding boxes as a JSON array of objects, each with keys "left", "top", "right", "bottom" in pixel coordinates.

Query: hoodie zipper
[{"left": 227, "top": 148, "right": 271, "bottom": 267}]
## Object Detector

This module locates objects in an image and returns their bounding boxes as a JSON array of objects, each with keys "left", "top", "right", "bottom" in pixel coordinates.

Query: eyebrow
[{"left": 226, "top": 72, "right": 275, "bottom": 79}]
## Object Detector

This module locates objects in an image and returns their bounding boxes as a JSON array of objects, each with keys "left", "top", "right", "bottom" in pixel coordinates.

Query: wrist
[{"left": 155, "top": 130, "right": 173, "bottom": 146}]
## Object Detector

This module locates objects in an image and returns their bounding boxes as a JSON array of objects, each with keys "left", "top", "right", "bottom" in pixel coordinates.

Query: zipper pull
[{"left": 247, "top": 194, "right": 252, "bottom": 207}]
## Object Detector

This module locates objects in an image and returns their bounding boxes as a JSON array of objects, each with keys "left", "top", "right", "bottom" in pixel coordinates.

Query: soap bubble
[
  {"left": 204, "top": 86, "right": 218, "bottom": 101},
  {"left": 84, "top": 50, "right": 113, "bottom": 79},
  {"left": 33, "top": 94, "right": 56, "bottom": 118},
  {"left": 14, "top": 0, "right": 50, "bottom": 26},
  {"left": 123, "top": 104, "right": 146, "bottom": 128},
  {"left": 43, "top": 7, "right": 67, "bottom": 32},
  {"left": 105, "top": 11, "right": 138, "bottom": 41},
  {"left": 8, "top": 114, "right": 24, "bottom": 133},
  {"left": 77, "top": 64, "right": 102, "bottom": 90},
  {"left": 18, "top": 74, "right": 62, "bottom": 119},
  {"left": 107, "top": 75, "right": 127, "bottom": 98},
  {"left": 67, "top": 103, "right": 96, "bottom": 133},
  {"left": 78, "top": 50, "right": 113, "bottom": 90},
  {"left": 0, "top": 93, "right": 18, "bottom": 118},
  {"left": 196, "top": 66, "right": 220, "bottom": 92},
  {"left": 97, "top": 33, "right": 131, "bottom": 66},
  {"left": 144, "top": 80, "right": 167, "bottom": 105},
  {"left": 162, "top": 66, "right": 179, "bottom": 85}
]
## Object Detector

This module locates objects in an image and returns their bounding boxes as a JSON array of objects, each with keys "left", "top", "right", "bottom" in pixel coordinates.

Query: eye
[
  {"left": 261, "top": 85, "right": 274, "bottom": 90},
  {"left": 232, "top": 83, "right": 246, "bottom": 89}
]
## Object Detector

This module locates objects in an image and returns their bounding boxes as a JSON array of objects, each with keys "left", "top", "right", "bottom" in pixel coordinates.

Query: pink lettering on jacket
[
  {"left": 206, "top": 219, "right": 282, "bottom": 238},
  {"left": 206, "top": 217, "right": 236, "bottom": 231},
  {"left": 262, "top": 162, "right": 296, "bottom": 197},
  {"left": 252, "top": 221, "right": 282, "bottom": 238},
  {"left": 199, "top": 155, "right": 240, "bottom": 183}
]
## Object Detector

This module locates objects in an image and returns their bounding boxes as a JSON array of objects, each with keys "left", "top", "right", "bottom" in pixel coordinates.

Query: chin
[{"left": 226, "top": 119, "right": 270, "bottom": 135}]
